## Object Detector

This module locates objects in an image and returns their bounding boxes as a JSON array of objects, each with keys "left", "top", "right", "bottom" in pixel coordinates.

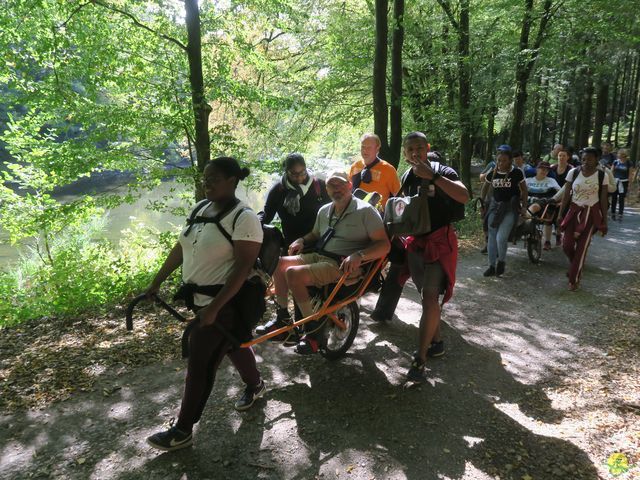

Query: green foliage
[{"left": 0, "top": 220, "right": 178, "bottom": 327}]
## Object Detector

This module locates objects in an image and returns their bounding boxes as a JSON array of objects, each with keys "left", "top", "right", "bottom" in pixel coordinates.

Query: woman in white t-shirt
[
  {"left": 559, "top": 148, "right": 609, "bottom": 291},
  {"left": 145, "top": 157, "right": 266, "bottom": 451}
]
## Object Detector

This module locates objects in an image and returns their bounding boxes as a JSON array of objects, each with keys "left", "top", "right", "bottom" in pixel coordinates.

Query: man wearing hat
[{"left": 255, "top": 169, "right": 390, "bottom": 354}]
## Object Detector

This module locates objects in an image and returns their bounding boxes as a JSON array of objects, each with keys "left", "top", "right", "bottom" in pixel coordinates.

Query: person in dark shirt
[
  {"left": 611, "top": 148, "right": 631, "bottom": 220},
  {"left": 480, "top": 147, "right": 528, "bottom": 277},
  {"left": 394, "top": 132, "right": 470, "bottom": 382},
  {"left": 259, "top": 153, "right": 330, "bottom": 247},
  {"left": 600, "top": 142, "right": 616, "bottom": 168}
]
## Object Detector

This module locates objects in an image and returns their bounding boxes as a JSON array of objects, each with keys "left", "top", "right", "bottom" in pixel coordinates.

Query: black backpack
[{"left": 185, "top": 200, "right": 284, "bottom": 277}]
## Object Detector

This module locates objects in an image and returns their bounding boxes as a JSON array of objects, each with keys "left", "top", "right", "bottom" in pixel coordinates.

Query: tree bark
[
  {"left": 185, "top": 0, "right": 211, "bottom": 200},
  {"left": 606, "top": 61, "right": 621, "bottom": 142},
  {"left": 373, "top": 0, "right": 390, "bottom": 159},
  {"left": 457, "top": 0, "right": 472, "bottom": 189},
  {"left": 388, "top": 0, "right": 404, "bottom": 168},
  {"left": 485, "top": 91, "right": 497, "bottom": 164},
  {"left": 508, "top": 0, "right": 553, "bottom": 150},
  {"left": 631, "top": 79, "right": 640, "bottom": 166},
  {"left": 579, "top": 71, "right": 594, "bottom": 148},
  {"left": 592, "top": 77, "right": 609, "bottom": 148},
  {"left": 615, "top": 53, "right": 631, "bottom": 144},
  {"left": 626, "top": 52, "right": 640, "bottom": 146}
]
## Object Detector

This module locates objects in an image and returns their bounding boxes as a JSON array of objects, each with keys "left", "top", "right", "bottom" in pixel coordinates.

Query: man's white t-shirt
[
  {"left": 179, "top": 201, "right": 263, "bottom": 307},
  {"left": 567, "top": 169, "right": 607, "bottom": 207},
  {"left": 525, "top": 176, "right": 560, "bottom": 198}
]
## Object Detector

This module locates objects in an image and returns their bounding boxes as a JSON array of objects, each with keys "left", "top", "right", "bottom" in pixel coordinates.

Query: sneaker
[
  {"left": 496, "top": 261, "right": 505, "bottom": 277},
  {"left": 147, "top": 424, "right": 193, "bottom": 452},
  {"left": 483, "top": 265, "right": 495, "bottom": 277},
  {"left": 543, "top": 241, "right": 551, "bottom": 251},
  {"left": 407, "top": 356, "right": 426, "bottom": 382},
  {"left": 427, "top": 341, "right": 445, "bottom": 358},
  {"left": 480, "top": 246, "right": 488, "bottom": 255},
  {"left": 611, "top": 213, "right": 617, "bottom": 221},
  {"left": 234, "top": 380, "right": 266, "bottom": 412},
  {"left": 255, "top": 308, "right": 291, "bottom": 340}
]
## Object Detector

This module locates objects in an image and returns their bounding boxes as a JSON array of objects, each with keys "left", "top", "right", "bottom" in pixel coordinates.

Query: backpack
[{"left": 185, "top": 200, "right": 284, "bottom": 278}]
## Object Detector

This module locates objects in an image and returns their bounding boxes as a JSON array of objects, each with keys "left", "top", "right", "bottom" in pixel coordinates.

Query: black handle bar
[
  {"left": 125, "top": 293, "right": 240, "bottom": 349},
  {"left": 125, "top": 293, "right": 188, "bottom": 331}
]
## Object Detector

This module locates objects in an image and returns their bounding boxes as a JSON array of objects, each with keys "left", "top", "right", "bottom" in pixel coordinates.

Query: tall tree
[
  {"left": 508, "top": 0, "right": 554, "bottom": 150},
  {"left": 373, "top": 0, "right": 391, "bottom": 159},
  {"left": 436, "top": 0, "right": 473, "bottom": 188}
]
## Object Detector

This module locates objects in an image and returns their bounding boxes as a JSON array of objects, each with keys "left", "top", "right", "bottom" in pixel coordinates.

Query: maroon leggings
[{"left": 176, "top": 304, "right": 260, "bottom": 432}]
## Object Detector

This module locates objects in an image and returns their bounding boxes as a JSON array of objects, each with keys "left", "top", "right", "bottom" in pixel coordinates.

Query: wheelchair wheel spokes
[
  {"left": 320, "top": 301, "right": 359, "bottom": 360},
  {"left": 527, "top": 225, "right": 542, "bottom": 264}
]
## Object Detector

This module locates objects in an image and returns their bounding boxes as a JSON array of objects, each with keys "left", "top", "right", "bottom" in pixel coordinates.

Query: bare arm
[
  {"left": 408, "top": 160, "right": 470, "bottom": 204},
  {"left": 559, "top": 180, "right": 573, "bottom": 218},
  {"left": 198, "top": 240, "right": 261, "bottom": 326},
  {"left": 340, "top": 227, "right": 391, "bottom": 274},
  {"left": 146, "top": 242, "right": 183, "bottom": 296},
  {"left": 289, "top": 230, "right": 321, "bottom": 255},
  {"left": 519, "top": 180, "right": 528, "bottom": 213}
]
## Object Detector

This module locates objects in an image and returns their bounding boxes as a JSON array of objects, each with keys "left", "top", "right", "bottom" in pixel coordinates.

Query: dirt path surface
[{"left": 1, "top": 209, "right": 639, "bottom": 480}]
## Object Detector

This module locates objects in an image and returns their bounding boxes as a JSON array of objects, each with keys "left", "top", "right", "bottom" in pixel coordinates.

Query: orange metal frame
[{"left": 240, "top": 256, "right": 387, "bottom": 348}]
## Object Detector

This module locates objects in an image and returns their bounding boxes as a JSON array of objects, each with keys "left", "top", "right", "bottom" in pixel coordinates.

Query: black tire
[
  {"left": 320, "top": 301, "right": 360, "bottom": 360},
  {"left": 527, "top": 227, "right": 542, "bottom": 264}
]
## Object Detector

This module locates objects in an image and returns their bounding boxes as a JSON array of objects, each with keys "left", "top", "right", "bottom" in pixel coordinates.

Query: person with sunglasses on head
[
  {"left": 349, "top": 133, "right": 401, "bottom": 210},
  {"left": 144, "top": 157, "right": 266, "bottom": 452},
  {"left": 259, "top": 153, "right": 330, "bottom": 248}
]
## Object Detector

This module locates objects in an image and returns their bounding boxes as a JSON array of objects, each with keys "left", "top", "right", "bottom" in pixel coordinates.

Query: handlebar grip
[{"left": 125, "top": 293, "right": 150, "bottom": 331}]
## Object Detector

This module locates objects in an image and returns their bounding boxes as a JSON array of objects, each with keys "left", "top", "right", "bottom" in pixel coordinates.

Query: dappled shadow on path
[{"left": 1, "top": 296, "right": 598, "bottom": 479}]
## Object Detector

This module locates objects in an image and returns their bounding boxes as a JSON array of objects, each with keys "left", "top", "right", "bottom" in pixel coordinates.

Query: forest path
[{"left": 1, "top": 207, "right": 639, "bottom": 480}]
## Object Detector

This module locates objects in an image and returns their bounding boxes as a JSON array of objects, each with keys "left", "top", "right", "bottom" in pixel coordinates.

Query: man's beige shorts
[{"left": 292, "top": 253, "right": 343, "bottom": 286}]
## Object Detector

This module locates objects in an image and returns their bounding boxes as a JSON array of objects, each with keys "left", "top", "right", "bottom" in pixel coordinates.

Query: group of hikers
[
  {"left": 141, "top": 131, "right": 632, "bottom": 452},
  {"left": 479, "top": 141, "right": 634, "bottom": 290}
]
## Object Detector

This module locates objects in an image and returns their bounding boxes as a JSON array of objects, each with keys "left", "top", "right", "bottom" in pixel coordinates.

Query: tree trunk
[
  {"left": 561, "top": 102, "right": 571, "bottom": 147},
  {"left": 606, "top": 61, "right": 621, "bottom": 143},
  {"left": 626, "top": 52, "right": 640, "bottom": 146},
  {"left": 457, "top": 0, "right": 472, "bottom": 189},
  {"left": 373, "top": 0, "right": 390, "bottom": 159},
  {"left": 592, "top": 77, "right": 609, "bottom": 148},
  {"left": 508, "top": 0, "right": 553, "bottom": 150},
  {"left": 388, "top": 0, "right": 404, "bottom": 168},
  {"left": 631, "top": 79, "right": 640, "bottom": 166},
  {"left": 185, "top": 0, "right": 211, "bottom": 200},
  {"left": 615, "top": 53, "right": 631, "bottom": 144},
  {"left": 579, "top": 72, "right": 594, "bottom": 148},
  {"left": 574, "top": 90, "right": 584, "bottom": 149},
  {"left": 485, "top": 91, "right": 497, "bottom": 164}
]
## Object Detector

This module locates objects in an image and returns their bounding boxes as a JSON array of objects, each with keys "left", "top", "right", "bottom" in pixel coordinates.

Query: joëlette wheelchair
[
  {"left": 512, "top": 197, "right": 558, "bottom": 264},
  {"left": 126, "top": 188, "right": 388, "bottom": 360}
]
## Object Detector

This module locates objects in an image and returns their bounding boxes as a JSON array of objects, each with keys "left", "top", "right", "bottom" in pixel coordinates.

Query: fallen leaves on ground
[{"left": 0, "top": 301, "right": 186, "bottom": 412}]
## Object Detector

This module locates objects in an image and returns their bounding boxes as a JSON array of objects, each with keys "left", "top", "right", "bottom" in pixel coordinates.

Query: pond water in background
[{"left": 0, "top": 179, "right": 266, "bottom": 269}]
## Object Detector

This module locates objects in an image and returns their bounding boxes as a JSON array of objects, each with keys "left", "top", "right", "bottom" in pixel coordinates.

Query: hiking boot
[
  {"left": 496, "top": 261, "right": 505, "bottom": 277},
  {"left": 255, "top": 307, "right": 291, "bottom": 340},
  {"left": 234, "top": 380, "right": 266, "bottom": 412},
  {"left": 483, "top": 265, "right": 496, "bottom": 277},
  {"left": 407, "top": 356, "right": 426, "bottom": 383},
  {"left": 147, "top": 423, "right": 193, "bottom": 452},
  {"left": 543, "top": 241, "right": 551, "bottom": 251}
]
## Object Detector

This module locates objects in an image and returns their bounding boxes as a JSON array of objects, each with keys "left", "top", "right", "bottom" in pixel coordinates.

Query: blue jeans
[{"left": 487, "top": 209, "right": 517, "bottom": 266}]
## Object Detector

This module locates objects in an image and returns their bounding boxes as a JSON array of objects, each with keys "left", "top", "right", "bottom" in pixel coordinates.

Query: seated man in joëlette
[{"left": 255, "top": 169, "right": 390, "bottom": 354}]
